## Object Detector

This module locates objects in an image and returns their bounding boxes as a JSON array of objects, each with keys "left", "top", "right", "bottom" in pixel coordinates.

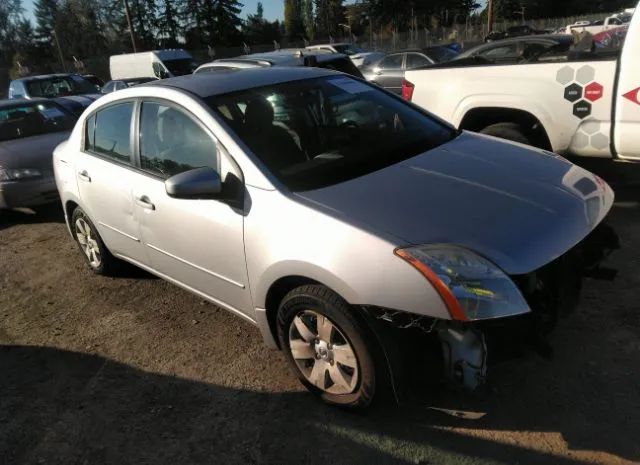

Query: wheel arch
[{"left": 459, "top": 107, "right": 553, "bottom": 151}]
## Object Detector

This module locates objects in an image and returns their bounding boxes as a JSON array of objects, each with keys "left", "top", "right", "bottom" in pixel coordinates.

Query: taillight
[{"left": 401, "top": 79, "right": 415, "bottom": 101}]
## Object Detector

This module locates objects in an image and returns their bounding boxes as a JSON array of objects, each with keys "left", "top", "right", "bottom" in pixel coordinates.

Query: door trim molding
[
  {"left": 98, "top": 222, "right": 140, "bottom": 242},
  {"left": 146, "top": 243, "right": 246, "bottom": 289}
]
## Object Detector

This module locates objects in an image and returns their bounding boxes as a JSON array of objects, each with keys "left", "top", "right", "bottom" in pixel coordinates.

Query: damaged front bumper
[{"left": 362, "top": 222, "right": 619, "bottom": 400}]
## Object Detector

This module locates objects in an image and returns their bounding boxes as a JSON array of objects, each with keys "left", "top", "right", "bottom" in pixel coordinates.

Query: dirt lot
[{"left": 1, "top": 180, "right": 639, "bottom": 465}]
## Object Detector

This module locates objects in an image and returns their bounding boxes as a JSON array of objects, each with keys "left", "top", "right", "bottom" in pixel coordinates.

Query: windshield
[
  {"left": 333, "top": 44, "right": 364, "bottom": 56},
  {"left": 163, "top": 58, "right": 196, "bottom": 76},
  {"left": 26, "top": 75, "right": 96, "bottom": 98},
  {"left": 0, "top": 102, "right": 75, "bottom": 142},
  {"left": 208, "top": 76, "right": 455, "bottom": 191}
]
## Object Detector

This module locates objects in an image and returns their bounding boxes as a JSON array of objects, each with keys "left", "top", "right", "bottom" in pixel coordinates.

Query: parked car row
[{"left": 1, "top": 27, "right": 625, "bottom": 410}]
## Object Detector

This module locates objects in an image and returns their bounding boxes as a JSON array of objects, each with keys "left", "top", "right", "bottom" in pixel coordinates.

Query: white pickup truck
[
  {"left": 404, "top": 3, "right": 640, "bottom": 161},
  {"left": 564, "top": 15, "right": 627, "bottom": 35}
]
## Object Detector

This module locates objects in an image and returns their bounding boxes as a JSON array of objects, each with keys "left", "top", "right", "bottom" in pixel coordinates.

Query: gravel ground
[{"left": 0, "top": 176, "right": 639, "bottom": 465}]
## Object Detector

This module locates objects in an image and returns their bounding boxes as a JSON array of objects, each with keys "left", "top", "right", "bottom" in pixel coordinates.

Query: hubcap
[
  {"left": 75, "top": 218, "right": 101, "bottom": 268},
  {"left": 288, "top": 310, "right": 358, "bottom": 395}
]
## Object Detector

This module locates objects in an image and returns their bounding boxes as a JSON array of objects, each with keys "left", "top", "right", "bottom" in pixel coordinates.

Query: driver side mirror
[{"left": 165, "top": 167, "right": 222, "bottom": 199}]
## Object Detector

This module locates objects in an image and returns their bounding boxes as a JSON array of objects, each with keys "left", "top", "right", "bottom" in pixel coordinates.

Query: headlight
[
  {"left": 395, "top": 245, "right": 530, "bottom": 321},
  {"left": 0, "top": 168, "right": 43, "bottom": 181}
]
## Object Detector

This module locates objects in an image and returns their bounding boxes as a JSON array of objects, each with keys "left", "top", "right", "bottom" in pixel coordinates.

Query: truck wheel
[
  {"left": 480, "top": 123, "right": 531, "bottom": 145},
  {"left": 277, "top": 285, "right": 377, "bottom": 409}
]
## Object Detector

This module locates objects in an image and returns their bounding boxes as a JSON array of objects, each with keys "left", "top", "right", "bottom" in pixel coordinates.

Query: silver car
[
  {"left": 1, "top": 98, "right": 75, "bottom": 209},
  {"left": 53, "top": 68, "right": 616, "bottom": 408}
]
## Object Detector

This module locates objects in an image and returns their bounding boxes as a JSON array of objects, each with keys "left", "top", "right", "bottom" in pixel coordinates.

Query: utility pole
[
  {"left": 123, "top": 0, "right": 137, "bottom": 52},
  {"left": 52, "top": 30, "right": 66, "bottom": 72},
  {"left": 487, "top": 0, "right": 494, "bottom": 33}
]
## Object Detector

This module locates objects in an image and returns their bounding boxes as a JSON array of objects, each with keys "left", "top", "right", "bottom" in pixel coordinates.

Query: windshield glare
[
  {"left": 208, "top": 76, "right": 455, "bottom": 191},
  {"left": 26, "top": 75, "right": 96, "bottom": 98},
  {"left": 0, "top": 102, "right": 75, "bottom": 142}
]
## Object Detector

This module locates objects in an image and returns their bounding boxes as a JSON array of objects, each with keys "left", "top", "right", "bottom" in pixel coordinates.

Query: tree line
[{"left": 0, "top": 0, "right": 633, "bottom": 75}]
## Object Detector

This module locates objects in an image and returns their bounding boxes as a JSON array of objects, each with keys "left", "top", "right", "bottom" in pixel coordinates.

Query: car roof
[
  {"left": 308, "top": 42, "right": 349, "bottom": 47},
  {"left": 0, "top": 97, "right": 50, "bottom": 107},
  {"left": 12, "top": 73, "right": 77, "bottom": 83},
  {"left": 108, "top": 77, "right": 157, "bottom": 83},
  {"left": 143, "top": 67, "right": 337, "bottom": 97},
  {"left": 484, "top": 34, "right": 573, "bottom": 45}
]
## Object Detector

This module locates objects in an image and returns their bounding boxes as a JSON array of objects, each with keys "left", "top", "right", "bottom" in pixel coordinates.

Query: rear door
[
  {"left": 75, "top": 101, "right": 147, "bottom": 264},
  {"left": 373, "top": 53, "right": 405, "bottom": 94}
]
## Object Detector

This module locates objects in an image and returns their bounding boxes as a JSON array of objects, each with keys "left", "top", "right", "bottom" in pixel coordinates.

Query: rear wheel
[
  {"left": 480, "top": 122, "right": 531, "bottom": 145},
  {"left": 71, "top": 207, "right": 119, "bottom": 275},
  {"left": 277, "top": 285, "right": 377, "bottom": 409}
]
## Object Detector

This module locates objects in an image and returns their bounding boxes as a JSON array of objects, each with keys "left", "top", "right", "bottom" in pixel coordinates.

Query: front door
[{"left": 131, "top": 100, "right": 252, "bottom": 317}]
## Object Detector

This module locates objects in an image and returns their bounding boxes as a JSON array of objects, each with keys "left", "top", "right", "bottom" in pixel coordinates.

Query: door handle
[
  {"left": 135, "top": 195, "right": 155, "bottom": 211},
  {"left": 78, "top": 170, "right": 91, "bottom": 182}
]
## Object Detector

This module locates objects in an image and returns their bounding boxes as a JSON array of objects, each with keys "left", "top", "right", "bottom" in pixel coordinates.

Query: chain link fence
[{"left": 0, "top": 10, "right": 622, "bottom": 97}]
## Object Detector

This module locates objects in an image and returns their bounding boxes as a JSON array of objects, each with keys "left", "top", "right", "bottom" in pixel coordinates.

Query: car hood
[
  {"left": 294, "top": 131, "right": 614, "bottom": 275},
  {"left": 0, "top": 131, "right": 70, "bottom": 171}
]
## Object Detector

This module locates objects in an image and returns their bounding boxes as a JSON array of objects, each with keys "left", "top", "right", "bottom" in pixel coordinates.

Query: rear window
[
  {"left": 26, "top": 75, "right": 96, "bottom": 98},
  {"left": 207, "top": 76, "right": 455, "bottom": 191}
]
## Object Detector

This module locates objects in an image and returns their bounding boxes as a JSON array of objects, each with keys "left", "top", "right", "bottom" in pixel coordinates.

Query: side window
[
  {"left": 114, "top": 82, "right": 126, "bottom": 91},
  {"left": 139, "top": 101, "right": 218, "bottom": 178},
  {"left": 85, "top": 114, "right": 96, "bottom": 151},
  {"left": 9, "top": 82, "right": 24, "bottom": 98},
  {"left": 101, "top": 82, "right": 114, "bottom": 93},
  {"left": 92, "top": 102, "right": 134, "bottom": 164},
  {"left": 379, "top": 54, "right": 404, "bottom": 70},
  {"left": 406, "top": 53, "right": 432, "bottom": 69}
]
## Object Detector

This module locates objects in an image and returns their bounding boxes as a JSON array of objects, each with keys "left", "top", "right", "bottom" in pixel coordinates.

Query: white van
[{"left": 109, "top": 49, "right": 196, "bottom": 80}]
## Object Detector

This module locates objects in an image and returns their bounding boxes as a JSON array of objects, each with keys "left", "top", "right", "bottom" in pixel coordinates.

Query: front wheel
[{"left": 277, "top": 285, "right": 377, "bottom": 409}]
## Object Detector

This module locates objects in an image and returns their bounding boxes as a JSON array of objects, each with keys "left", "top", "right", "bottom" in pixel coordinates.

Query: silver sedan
[{"left": 53, "top": 68, "right": 616, "bottom": 408}]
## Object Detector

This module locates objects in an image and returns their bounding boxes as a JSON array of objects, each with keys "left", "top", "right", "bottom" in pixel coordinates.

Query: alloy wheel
[
  {"left": 288, "top": 310, "right": 359, "bottom": 395},
  {"left": 75, "top": 217, "right": 101, "bottom": 269}
]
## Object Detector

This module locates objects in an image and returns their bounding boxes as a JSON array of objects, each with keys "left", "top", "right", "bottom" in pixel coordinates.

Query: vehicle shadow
[
  {"left": 0, "top": 344, "right": 629, "bottom": 465},
  {"left": 0, "top": 203, "right": 65, "bottom": 231}
]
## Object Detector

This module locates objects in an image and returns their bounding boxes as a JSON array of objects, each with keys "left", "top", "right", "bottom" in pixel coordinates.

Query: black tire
[
  {"left": 70, "top": 207, "right": 119, "bottom": 276},
  {"left": 480, "top": 122, "right": 531, "bottom": 145},
  {"left": 277, "top": 285, "right": 377, "bottom": 409}
]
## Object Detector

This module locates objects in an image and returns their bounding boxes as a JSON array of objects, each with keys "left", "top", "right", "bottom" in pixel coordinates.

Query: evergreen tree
[
  {"left": 33, "top": 0, "right": 58, "bottom": 46},
  {"left": 302, "top": 0, "right": 314, "bottom": 40},
  {"left": 0, "top": 0, "right": 23, "bottom": 65},
  {"left": 284, "top": 0, "right": 304, "bottom": 39},
  {"left": 157, "top": 0, "right": 182, "bottom": 47},
  {"left": 314, "top": 0, "right": 343, "bottom": 38},
  {"left": 244, "top": 2, "right": 281, "bottom": 44}
]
